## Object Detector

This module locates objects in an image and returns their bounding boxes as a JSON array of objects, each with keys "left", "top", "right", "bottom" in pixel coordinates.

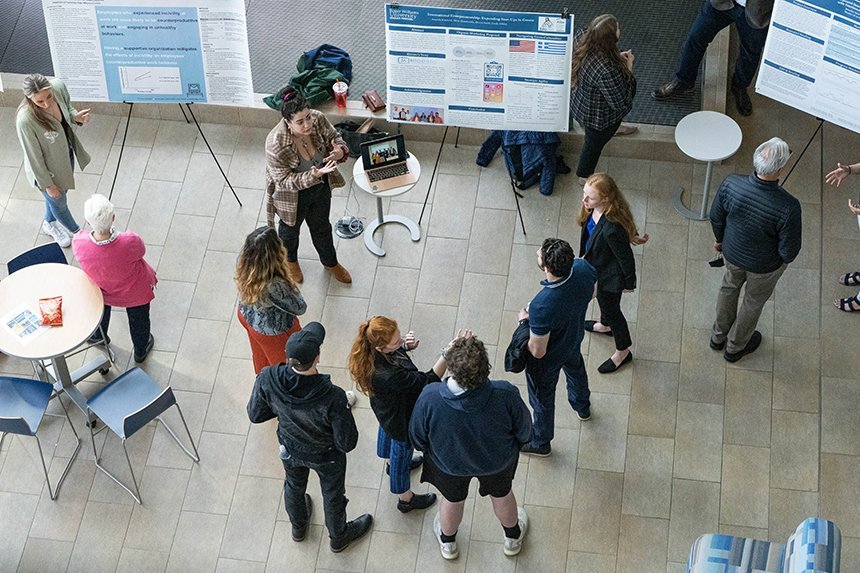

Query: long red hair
[{"left": 347, "top": 316, "right": 399, "bottom": 396}]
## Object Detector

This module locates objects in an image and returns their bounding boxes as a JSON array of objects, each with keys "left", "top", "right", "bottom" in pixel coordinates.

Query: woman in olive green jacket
[{"left": 15, "top": 74, "right": 91, "bottom": 248}]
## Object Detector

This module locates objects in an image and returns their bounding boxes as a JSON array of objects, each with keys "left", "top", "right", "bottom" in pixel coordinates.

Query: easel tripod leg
[
  {"left": 109, "top": 102, "right": 134, "bottom": 202},
  {"left": 184, "top": 104, "right": 242, "bottom": 207}
]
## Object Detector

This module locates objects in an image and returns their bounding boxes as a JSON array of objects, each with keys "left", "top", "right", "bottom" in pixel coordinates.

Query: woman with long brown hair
[
  {"left": 235, "top": 226, "right": 306, "bottom": 374},
  {"left": 570, "top": 15, "right": 637, "bottom": 185},
  {"left": 348, "top": 316, "right": 466, "bottom": 513},
  {"left": 578, "top": 173, "right": 648, "bottom": 373}
]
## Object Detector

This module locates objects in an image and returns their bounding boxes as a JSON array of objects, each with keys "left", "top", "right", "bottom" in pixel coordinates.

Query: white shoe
[
  {"left": 42, "top": 220, "right": 71, "bottom": 248},
  {"left": 345, "top": 390, "right": 357, "bottom": 408},
  {"left": 433, "top": 513, "right": 459, "bottom": 560},
  {"left": 503, "top": 507, "right": 528, "bottom": 556}
]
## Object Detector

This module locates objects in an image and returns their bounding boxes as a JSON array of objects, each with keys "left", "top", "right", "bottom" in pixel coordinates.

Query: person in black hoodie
[
  {"left": 247, "top": 321, "right": 372, "bottom": 552},
  {"left": 348, "top": 316, "right": 462, "bottom": 513},
  {"left": 410, "top": 335, "right": 532, "bottom": 561}
]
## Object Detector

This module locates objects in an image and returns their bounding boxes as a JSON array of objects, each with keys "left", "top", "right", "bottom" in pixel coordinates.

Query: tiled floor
[{"left": 1, "top": 92, "right": 860, "bottom": 573}]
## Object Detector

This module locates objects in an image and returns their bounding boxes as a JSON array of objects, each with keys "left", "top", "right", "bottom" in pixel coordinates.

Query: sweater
[
  {"left": 72, "top": 231, "right": 157, "bottom": 308},
  {"left": 15, "top": 78, "right": 91, "bottom": 192},
  {"left": 369, "top": 349, "right": 440, "bottom": 443},
  {"left": 409, "top": 379, "right": 532, "bottom": 477},
  {"left": 709, "top": 173, "right": 802, "bottom": 273},
  {"left": 239, "top": 278, "right": 306, "bottom": 336}
]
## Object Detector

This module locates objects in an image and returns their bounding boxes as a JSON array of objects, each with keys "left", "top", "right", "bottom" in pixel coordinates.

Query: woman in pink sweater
[{"left": 72, "top": 194, "right": 157, "bottom": 362}]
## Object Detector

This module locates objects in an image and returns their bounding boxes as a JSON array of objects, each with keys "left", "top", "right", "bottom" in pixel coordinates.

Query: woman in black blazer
[{"left": 578, "top": 173, "right": 648, "bottom": 373}]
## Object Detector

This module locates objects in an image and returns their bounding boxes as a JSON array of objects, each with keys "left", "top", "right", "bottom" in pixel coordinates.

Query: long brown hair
[
  {"left": 348, "top": 316, "right": 399, "bottom": 396},
  {"left": 17, "top": 73, "right": 55, "bottom": 131},
  {"left": 571, "top": 15, "right": 630, "bottom": 86},
  {"left": 234, "top": 226, "right": 297, "bottom": 305},
  {"left": 577, "top": 173, "right": 640, "bottom": 243}
]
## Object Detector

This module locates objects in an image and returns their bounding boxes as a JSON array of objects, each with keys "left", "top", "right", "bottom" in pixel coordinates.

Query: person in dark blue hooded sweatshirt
[
  {"left": 247, "top": 321, "right": 372, "bottom": 553},
  {"left": 409, "top": 335, "right": 532, "bottom": 561}
]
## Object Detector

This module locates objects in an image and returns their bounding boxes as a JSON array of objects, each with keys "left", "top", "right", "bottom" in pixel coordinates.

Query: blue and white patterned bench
[{"left": 687, "top": 518, "right": 841, "bottom": 573}]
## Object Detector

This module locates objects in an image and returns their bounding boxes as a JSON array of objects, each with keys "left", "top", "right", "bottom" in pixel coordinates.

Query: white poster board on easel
[{"left": 755, "top": 0, "right": 860, "bottom": 134}]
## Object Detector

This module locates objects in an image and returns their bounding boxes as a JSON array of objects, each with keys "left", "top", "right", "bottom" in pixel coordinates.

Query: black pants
[
  {"left": 596, "top": 290, "right": 632, "bottom": 351},
  {"left": 281, "top": 451, "right": 348, "bottom": 540},
  {"left": 576, "top": 120, "right": 622, "bottom": 178},
  {"left": 99, "top": 303, "right": 151, "bottom": 357},
  {"left": 277, "top": 181, "right": 338, "bottom": 268}
]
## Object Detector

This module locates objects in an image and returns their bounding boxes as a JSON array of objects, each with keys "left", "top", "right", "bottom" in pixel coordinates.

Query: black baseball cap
[{"left": 286, "top": 322, "right": 325, "bottom": 364}]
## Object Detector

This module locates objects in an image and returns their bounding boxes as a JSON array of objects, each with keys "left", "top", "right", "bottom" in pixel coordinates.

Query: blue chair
[
  {"left": 86, "top": 367, "right": 199, "bottom": 504},
  {"left": 0, "top": 376, "right": 82, "bottom": 500},
  {"left": 7, "top": 243, "right": 67, "bottom": 275}
]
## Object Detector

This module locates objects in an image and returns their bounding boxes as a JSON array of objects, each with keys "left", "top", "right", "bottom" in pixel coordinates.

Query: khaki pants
[{"left": 712, "top": 261, "right": 787, "bottom": 354}]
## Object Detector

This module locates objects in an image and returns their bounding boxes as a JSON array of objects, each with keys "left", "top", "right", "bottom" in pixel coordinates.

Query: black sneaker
[
  {"left": 709, "top": 337, "right": 726, "bottom": 351},
  {"left": 731, "top": 84, "right": 753, "bottom": 116},
  {"left": 133, "top": 334, "right": 155, "bottom": 363},
  {"left": 724, "top": 331, "right": 762, "bottom": 363},
  {"left": 385, "top": 453, "right": 423, "bottom": 475},
  {"left": 576, "top": 408, "right": 592, "bottom": 422},
  {"left": 291, "top": 493, "right": 313, "bottom": 542},
  {"left": 330, "top": 514, "right": 373, "bottom": 553},
  {"left": 520, "top": 443, "right": 552, "bottom": 457},
  {"left": 397, "top": 492, "right": 437, "bottom": 513}
]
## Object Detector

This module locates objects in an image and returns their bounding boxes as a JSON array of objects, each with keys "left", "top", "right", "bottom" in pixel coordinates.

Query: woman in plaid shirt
[{"left": 570, "top": 15, "right": 637, "bottom": 183}]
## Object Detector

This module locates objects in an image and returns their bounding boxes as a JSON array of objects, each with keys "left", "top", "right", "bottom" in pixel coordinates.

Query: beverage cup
[{"left": 333, "top": 81, "right": 348, "bottom": 108}]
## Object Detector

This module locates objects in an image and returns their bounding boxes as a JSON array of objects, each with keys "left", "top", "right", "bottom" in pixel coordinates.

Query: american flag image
[
  {"left": 509, "top": 39, "right": 536, "bottom": 53},
  {"left": 537, "top": 41, "right": 566, "bottom": 55}
]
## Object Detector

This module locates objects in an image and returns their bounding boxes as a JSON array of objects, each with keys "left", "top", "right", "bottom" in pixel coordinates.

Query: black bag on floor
[{"left": 334, "top": 121, "right": 389, "bottom": 158}]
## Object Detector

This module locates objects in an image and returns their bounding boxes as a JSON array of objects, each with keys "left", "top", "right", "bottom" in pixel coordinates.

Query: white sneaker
[
  {"left": 503, "top": 507, "right": 528, "bottom": 556},
  {"left": 433, "top": 513, "right": 459, "bottom": 560},
  {"left": 42, "top": 220, "right": 71, "bottom": 248},
  {"left": 345, "top": 390, "right": 357, "bottom": 408}
]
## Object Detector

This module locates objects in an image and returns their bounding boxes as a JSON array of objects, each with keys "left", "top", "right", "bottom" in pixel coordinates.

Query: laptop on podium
[{"left": 360, "top": 134, "right": 417, "bottom": 192}]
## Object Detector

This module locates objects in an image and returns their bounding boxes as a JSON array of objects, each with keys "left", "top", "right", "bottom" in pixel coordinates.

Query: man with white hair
[
  {"left": 72, "top": 193, "right": 157, "bottom": 362},
  {"left": 709, "top": 137, "right": 802, "bottom": 362}
]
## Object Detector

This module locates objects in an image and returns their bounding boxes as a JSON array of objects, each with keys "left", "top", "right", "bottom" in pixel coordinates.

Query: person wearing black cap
[{"left": 247, "top": 321, "right": 373, "bottom": 552}]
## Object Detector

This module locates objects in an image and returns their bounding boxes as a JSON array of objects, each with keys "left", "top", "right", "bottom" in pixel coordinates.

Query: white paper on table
[{"left": 2, "top": 303, "right": 50, "bottom": 346}]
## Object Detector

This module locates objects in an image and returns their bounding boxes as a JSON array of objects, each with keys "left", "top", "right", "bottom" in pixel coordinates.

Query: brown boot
[
  {"left": 287, "top": 260, "right": 304, "bottom": 283},
  {"left": 326, "top": 264, "right": 352, "bottom": 284}
]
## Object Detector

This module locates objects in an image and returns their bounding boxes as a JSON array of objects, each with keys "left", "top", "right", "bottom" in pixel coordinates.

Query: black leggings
[
  {"left": 576, "top": 120, "right": 622, "bottom": 178},
  {"left": 596, "top": 289, "right": 632, "bottom": 351},
  {"left": 277, "top": 180, "right": 338, "bottom": 268}
]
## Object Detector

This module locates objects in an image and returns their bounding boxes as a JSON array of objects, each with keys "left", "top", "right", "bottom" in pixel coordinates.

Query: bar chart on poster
[
  {"left": 755, "top": 0, "right": 860, "bottom": 134},
  {"left": 41, "top": 0, "right": 254, "bottom": 105}
]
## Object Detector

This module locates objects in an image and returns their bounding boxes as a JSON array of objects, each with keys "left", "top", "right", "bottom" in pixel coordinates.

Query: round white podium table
[
  {"left": 673, "top": 111, "right": 743, "bottom": 220},
  {"left": 352, "top": 154, "right": 422, "bottom": 256}
]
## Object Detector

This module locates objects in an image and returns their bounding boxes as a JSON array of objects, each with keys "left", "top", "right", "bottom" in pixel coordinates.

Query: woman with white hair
[
  {"left": 72, "top": 194, "right": 157, "bottom": 362},
  {"left": 15, "top": 73, "right": 91, "bottom": 248}
]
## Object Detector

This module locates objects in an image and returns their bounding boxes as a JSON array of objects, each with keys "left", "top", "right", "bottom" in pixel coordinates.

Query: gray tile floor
[{"left": 1, "top": 92, "right": 860, "bottom": 573}]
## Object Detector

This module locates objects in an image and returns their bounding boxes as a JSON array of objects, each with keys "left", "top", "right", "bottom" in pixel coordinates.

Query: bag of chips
[{"left": 39, "top": 296, "right": 63, "bottom": 326}]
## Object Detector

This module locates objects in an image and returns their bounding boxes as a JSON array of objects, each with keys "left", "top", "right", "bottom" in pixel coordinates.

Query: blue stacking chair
[
  {"left": 86, "top": 367, "right": 200, "bottom": 504},
  {"left": 7, "top": 243, "right": 67, "bottom": 275},
  {"left": 0, "top": 376, "right": 82, "bottom": 499}
]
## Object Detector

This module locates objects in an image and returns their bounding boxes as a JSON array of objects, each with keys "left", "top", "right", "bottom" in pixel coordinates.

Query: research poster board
[
  {"left": 755, "top": 0, "right": 860, "bottom": 134},
  {"left": 385, "top": 4, "right": 573, "bottom": 132},
  {"left": 42, "top": 0, "right": 254, "bottom": 105}
]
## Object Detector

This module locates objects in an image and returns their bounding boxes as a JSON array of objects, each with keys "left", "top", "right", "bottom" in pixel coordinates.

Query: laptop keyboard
[{"left": 368, "top": 163, "right": 409, "bottom": 182}]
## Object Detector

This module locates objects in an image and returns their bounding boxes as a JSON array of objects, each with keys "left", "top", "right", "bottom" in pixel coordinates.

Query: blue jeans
[
  {"left": 376, "top": 427, "right": 413, "bottom": 495},
  {"left": 280, "top": 448, "right": 348, "bottom": 540},
  {"left": 525, "top": 350, "right": 590, "bottom": 448},
  {"left": 41, "top": 189, "right": 80, "bottom": 233},
  {"left": 675, "top": 0, "right": 769, "bottom": 89}
]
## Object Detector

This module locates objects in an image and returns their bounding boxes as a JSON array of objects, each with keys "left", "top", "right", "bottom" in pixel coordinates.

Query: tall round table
[
  {"left": 352, "top": 154, "right": 422, "bottom": 256},
  {"left": 673, "top": 111, "right": 743, "bottom": 221}
]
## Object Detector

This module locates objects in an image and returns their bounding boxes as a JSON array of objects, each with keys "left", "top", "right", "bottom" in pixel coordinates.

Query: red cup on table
[{"left": 333, "top": 81, "right": 348, "bottom": 108}]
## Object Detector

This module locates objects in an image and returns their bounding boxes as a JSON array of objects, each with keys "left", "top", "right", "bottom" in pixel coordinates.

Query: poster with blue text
[
  {"left": 42, "top": 0, "right": 253, "bottom": 105},
  {"left": 385, "top": 4, "right": 573, "bottom": 131}
]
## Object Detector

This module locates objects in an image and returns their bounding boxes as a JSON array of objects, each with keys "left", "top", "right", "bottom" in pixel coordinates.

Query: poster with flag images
[{"left": 385, "top": 4, "right": 573, "bottom": 131}]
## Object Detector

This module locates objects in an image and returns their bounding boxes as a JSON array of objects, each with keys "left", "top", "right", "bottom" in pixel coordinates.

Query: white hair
[
  {"left": 753, "top": 137, "right": 790, "bottom": 177},
  {"left": 84, "top": 194, "right": 115, "bottom": 234}
]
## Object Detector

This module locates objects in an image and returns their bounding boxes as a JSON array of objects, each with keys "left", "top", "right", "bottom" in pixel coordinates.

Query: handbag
[
  {"left": 361, "top": 90, "right": 386, "bottom": 112},
  {"left": 334, "top": 121, "right": 389, "bottom": 158}
]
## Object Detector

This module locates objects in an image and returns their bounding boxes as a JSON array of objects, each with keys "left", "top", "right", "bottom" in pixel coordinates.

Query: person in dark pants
[
  {"left": 265, "top": 93, "right": 352, "bottom": 284},
  {"left": 652, "top": 0, "right": 773, "bottom": 116},
  {"left": 519, "top": 238, "right": 597, "bottom": 457},
  {"left": 569, "top": 14, "right": 637, "bottom": 184},
  {"left": 578, "top": 173, "right": 649, "bottom": 374},
  {"left": 247, "top": 322, "right": 372, "bottom": 552}
]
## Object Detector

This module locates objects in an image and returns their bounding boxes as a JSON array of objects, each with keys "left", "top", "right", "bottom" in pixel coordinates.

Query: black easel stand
[
  {"left": 501, "top": 145, "right": 528, "bottom": 235},
  {"left": 781, "top": 117, "right": 823, "bottom": 188},
  {"left": 418, "top": 126, "right": 449, "bottom": 225},
  {"left": 108, "top": 101, "right": 241, "bottom": 207}
]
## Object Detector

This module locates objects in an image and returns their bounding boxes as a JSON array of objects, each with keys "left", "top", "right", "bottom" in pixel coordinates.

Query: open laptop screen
[{"left": 361, "top": 135, "right": 406, "bottom": 170}]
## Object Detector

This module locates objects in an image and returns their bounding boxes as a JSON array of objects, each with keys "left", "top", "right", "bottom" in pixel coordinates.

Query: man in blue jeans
[
  {"left": 652, "top": 0, "right": 774, "bottom": 116},
  {"left": 519, "top": 238, "right": 597, "bottom": 457}
]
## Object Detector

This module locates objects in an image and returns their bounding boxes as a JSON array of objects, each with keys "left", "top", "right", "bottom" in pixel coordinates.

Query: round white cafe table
[
  {"left": 352, "top": 154, "right": 422, "bottom": 256},
  {"left": 673, "top": 111, "right": 743, "bottom": 220},
  {"left": 0, "top": 263, "right": 111, "bottom": 419}
]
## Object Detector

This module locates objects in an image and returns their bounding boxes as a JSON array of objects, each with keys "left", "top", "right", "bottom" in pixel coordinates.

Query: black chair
[{"left": 7, "top": 243, "right": 67, "bottom": 275}]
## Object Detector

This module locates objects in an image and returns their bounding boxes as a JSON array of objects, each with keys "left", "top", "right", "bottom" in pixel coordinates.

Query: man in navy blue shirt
[{"left": 519, "top": 238, "right": 597, "bottom": 456}]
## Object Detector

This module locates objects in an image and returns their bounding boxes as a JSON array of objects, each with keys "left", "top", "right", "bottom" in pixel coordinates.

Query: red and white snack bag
[{"left": 39, "top": 296, "right": 63, "bottom": 326}]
